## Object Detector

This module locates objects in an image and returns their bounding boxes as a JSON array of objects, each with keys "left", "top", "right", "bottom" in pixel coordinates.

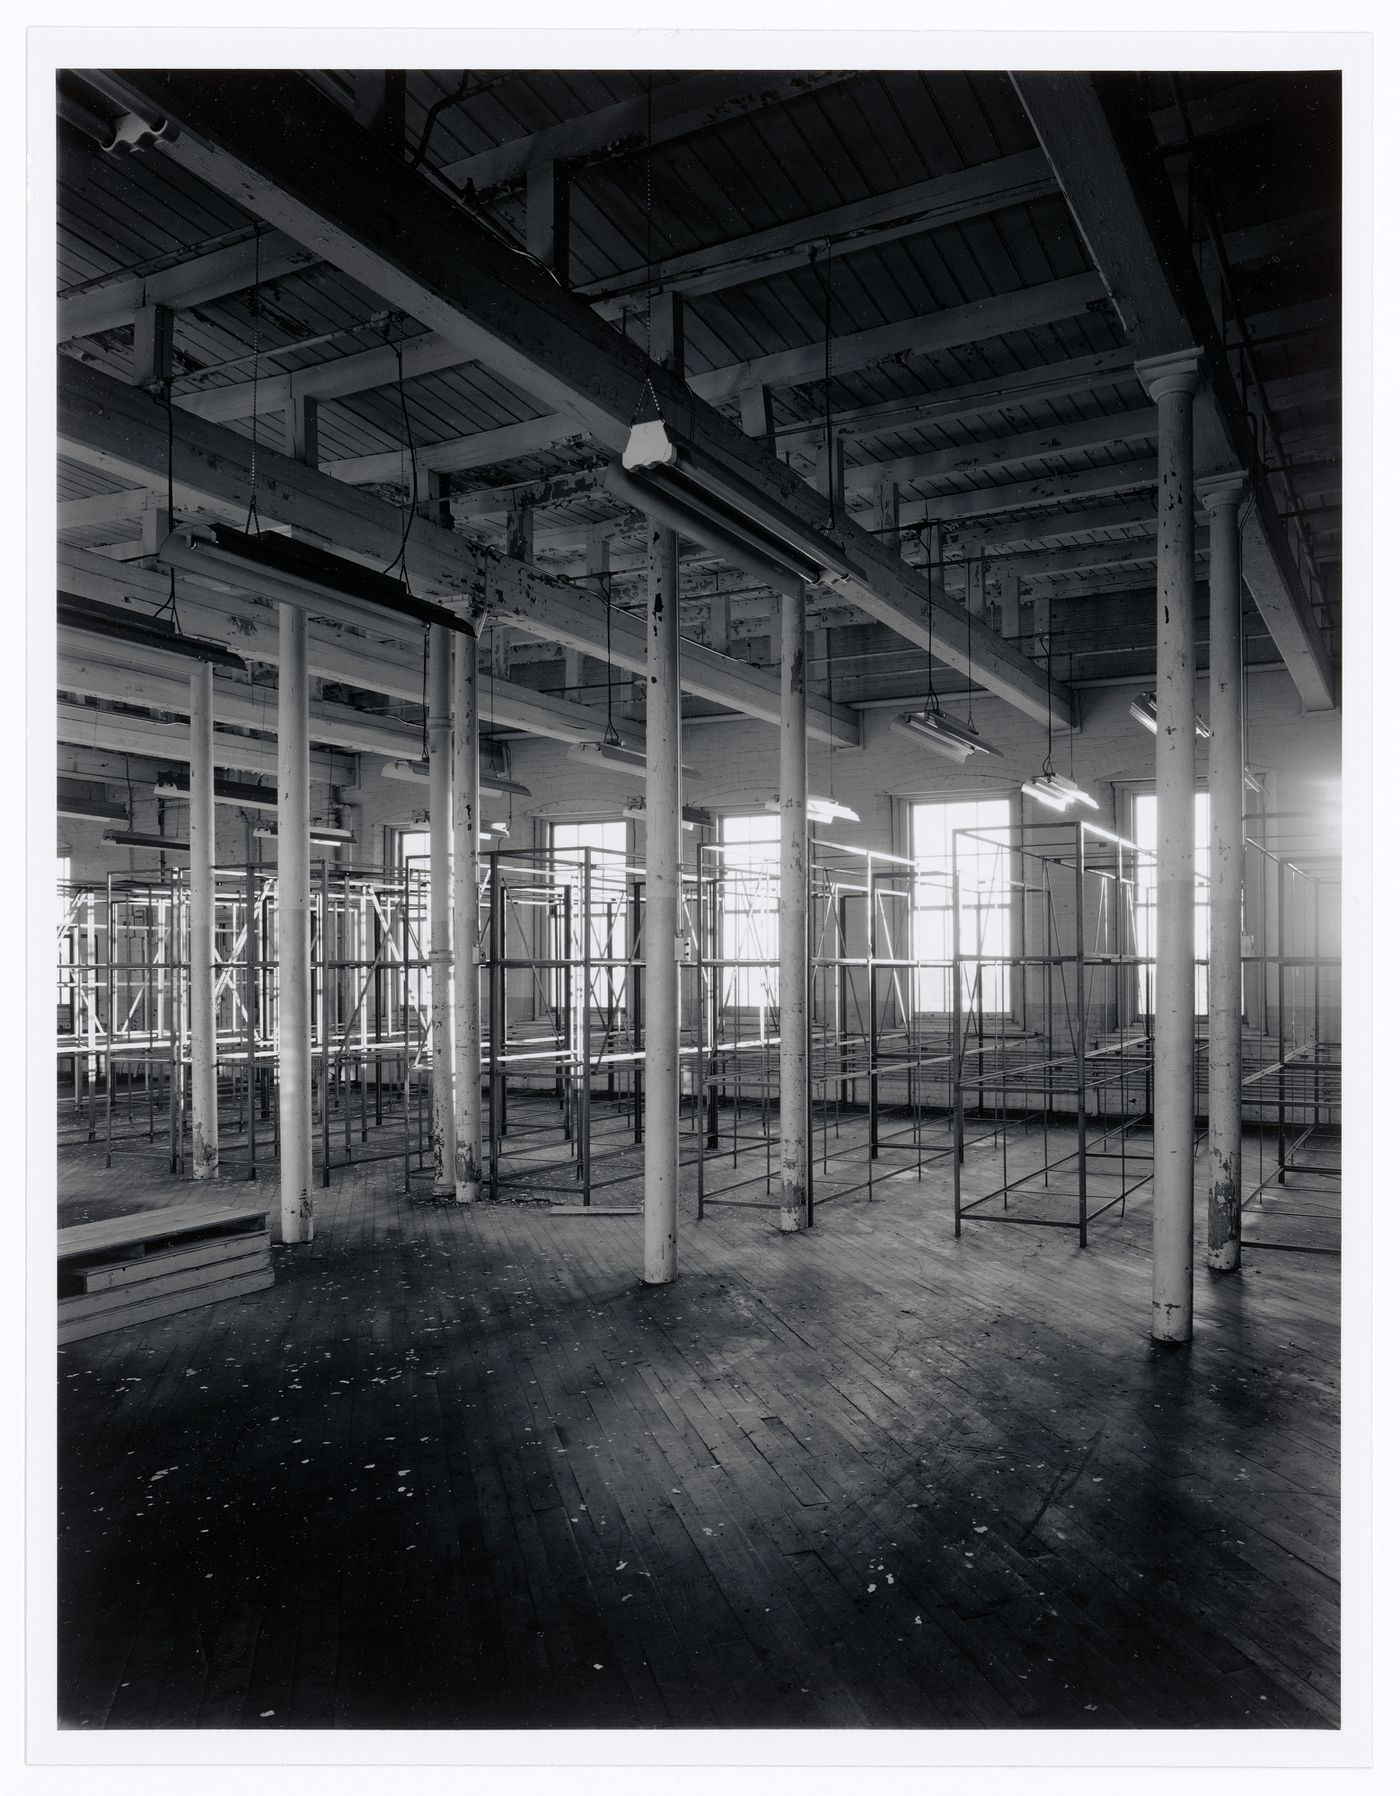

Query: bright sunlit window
[
  {"left": 551, "top": 820, "right": 629, "bottom": 1015},
  {"left": 1132, "top": 791, "right": 1210, "bottom": 1016},
  {"left": 910, "top": 798, "right": 1012, "bottom": 1014},
  {"left": 719, "top": 813, "right": 780, "bottom": 1010}
]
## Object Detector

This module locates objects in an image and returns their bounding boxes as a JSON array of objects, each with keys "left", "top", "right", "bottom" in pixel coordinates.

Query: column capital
[
  {"left": 1197, "top": 470, "right": 1249, "bottom": 512},
  {"left": 1136, "top": 347, "right": 1203, "bottom": 403}
]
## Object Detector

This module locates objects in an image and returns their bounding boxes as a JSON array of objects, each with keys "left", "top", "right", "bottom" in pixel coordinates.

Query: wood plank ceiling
[{"left": 55, "top": 66, "right": 1341, "bottom": 746}]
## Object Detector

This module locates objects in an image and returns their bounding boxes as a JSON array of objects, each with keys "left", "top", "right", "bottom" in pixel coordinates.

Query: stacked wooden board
[{"left": 58, "top": 1201, "right": 273, "bottom": 1345}]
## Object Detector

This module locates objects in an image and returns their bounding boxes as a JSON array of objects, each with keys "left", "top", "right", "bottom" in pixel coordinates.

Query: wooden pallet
[{"left": 58, "top": 1202, "right": 273, "bottom": 1345}]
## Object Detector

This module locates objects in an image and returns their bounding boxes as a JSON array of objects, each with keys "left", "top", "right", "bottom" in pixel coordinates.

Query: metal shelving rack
[{"left": 949, "top": 817, "right": 1200, "bottom": 1246}]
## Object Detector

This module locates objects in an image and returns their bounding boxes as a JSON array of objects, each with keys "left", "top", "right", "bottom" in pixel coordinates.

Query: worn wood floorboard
[{"left": 56, "top": 1112, "right": 1341, "bottom": 1731}]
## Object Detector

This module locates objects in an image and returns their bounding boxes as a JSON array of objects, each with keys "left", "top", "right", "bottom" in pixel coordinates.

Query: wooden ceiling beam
[
  {"left": 1012, "top": 70, "right": 1336, "bottom": 711},
  {"left": 58, "top": 229, "right": 318, "bottom": 342},
  {"left": 182, "top": 272, "right": 1103, "bottom": 438},
  {"left": 433, "top": 72, "right": 853, "bottom": 196},
  {"left": 843, "top": 406, "right": 1159, "bottom": 493},
  {"left": 58, "top": 644, "right": 424, "bottom": 759},
  {"left": 56, "top": 545, "right": 634, "bottom": 748},
  {"left": 106, "top": 71, "right": 1069, "bottom": 723},
  {"left": 56, "top": 361, "right": 860, "bottom": 746},
  {"left": 581, "top": 150, "right": 1059, "bottom": 314},
  {"left": 57, "top": 700, "right": 327, "bottom": 777},
  {"left": 916, "top": 456, "right": 1158, "bottom": 524}
]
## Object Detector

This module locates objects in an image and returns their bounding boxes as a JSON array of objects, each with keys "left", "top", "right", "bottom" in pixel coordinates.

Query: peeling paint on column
[
  {"left": 778, "top": 585, "right": 809, "bottom": 1234},
  {"left": 643, "top": 525, "right": 681, "bottom": 1284},
  {"left": 453, "top": 626, "right": 485, "bottom": 1204},
  {"left": 428, "top": 625, "right": 456, "bottom": 1197},
  {"left": 277, "top": 603, "right": 314, "bottom": 1245},
  {"left": 1203, "top": 473, "right": 1248, "bottom": 1277},
  {"left": 1138, "top": 349, "right": 1202, "bottom": 1345}
]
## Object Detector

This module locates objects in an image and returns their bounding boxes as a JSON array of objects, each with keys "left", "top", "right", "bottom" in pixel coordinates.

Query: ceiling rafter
[
  {"left": 1011, "top": 70, "right": 1336, "bottom": 711},
  {"left": 56, "top": 357, "right": 862, "bottom": 747},
  {"left": 91, "top": 70, "right": 1075, "bottom": 725}
]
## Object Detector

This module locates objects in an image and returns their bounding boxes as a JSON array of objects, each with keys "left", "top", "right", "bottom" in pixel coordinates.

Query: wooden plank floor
[{"left": 56, "top": 1112, "right": 1341, "bottom": 1731}]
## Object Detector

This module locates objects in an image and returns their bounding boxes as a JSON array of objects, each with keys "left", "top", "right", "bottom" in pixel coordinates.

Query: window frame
[
  {"left": 905, "top": 793, "right": 1018, "bottom": 1021},
  {"left": 715, "top": 810, "right": 782, "bottom": 1014},
  {"left": 548, "top": 817, "right": 631, "bottom": 1020},
  {"left": 1124, "top": 785, "right": 1213, "bottom": 1021}
]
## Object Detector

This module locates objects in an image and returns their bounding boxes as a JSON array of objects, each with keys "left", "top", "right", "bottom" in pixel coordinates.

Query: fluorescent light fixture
[
  {"left": 381, "top": 758, "right": 429, "bottom": 784},
  {"left": 1044, "top": 775, "right": 1099, "bottom": 812},
  {"left": 154, "top": 770, "right": 279, "bottom": 810},
  {"left": 159, "top": 525, "right": 472, "bottom": 637},
  {"left": 59, "top": 591, "right": 247, "bottom": 671},
  {"left": 890, "top": 707, "right": 1004, "bottom": 764},
  {"left": 617, "top": 419, "right": 861, "bottom": 589},
  {"left": 623, "top": 796, "right": 713, "bottom": 832},
  {"left": 567, "top": 739, "right": 647, "bottom": 780},
  {"left": 1130, "top": 691, "right": 1212, "bottom": 740},
  {"left": 1021, "top": 777, "right": 1072, "bottom": 813},
  {"left": 379, "top": 758, "right": 531, "bottom": 801},
  {"left": 59, "top": 790, "right": 129, "bottom": 824},
  {"left": 482, "top": 775, "right": 531, "bottom": 801},
  {"left": 254, "top": 823, "right": 356, "bottom": 846},
  {"left": 566, "top": 738, "right": 701, "bottom": 784},
  {"left": 104, "top": 829, "right": 188, "bottom": 853},
  {"left": 1022, "top": 774, "right": 1099, "bottom": 814},
  {"left": 764, "top": 794, "right": 860, "bottom": 825}
]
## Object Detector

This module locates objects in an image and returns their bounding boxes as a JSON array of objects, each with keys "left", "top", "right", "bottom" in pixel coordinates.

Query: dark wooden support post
[
  {"left": 525, "top": 159, "right": 572, "bottom": 289},
  {"left": 739, "top": 384, "right": 775, "bottom": 453},
  {"left": 353, "top": 72, "right": 405, "bottom": 150},
  {"left": 650, "top": 289, "right": 686, "bottom": 378},
  {"left": 132, "top": 302, "right": 174, "bottom": 552}
]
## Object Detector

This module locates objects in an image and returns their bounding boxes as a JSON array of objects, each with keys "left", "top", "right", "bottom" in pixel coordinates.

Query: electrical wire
[
  {"left": 600, "top": 570, "right": 622, "bottom": 747},
  {"left": 407, "top": 73, "right": 474, "bottom": 171},
  {"left": 644, "top": 73, "right": 654, "bottom": 369},
  {"left": 244, "top": 226, "right": 263, "bottom": 537},
  {"left": 384, "top": 320, "right": 420, "bottom": 584},
  {"left": 820, "top": 240, "right": 836, "bottom": 527},
  {"left": 966, "top": 567, "right": 976, "bottom": 729},
  {"left": 923, "top": 506, "right": 942, "bottom": 717},
  {"left": 1042, "top": 625, "right": 1056, "bottom": 779},
  {"left": 157, "top": 375, "right": 182, "bottom": 633},
  {"left": 419, "top": 626, "right": 429, "bottom": 761},
  {"left": 628, "top": 75, "right": 662, "bottom": 429}
]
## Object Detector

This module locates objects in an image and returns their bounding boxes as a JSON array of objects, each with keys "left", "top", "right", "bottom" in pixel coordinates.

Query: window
[
  {"left": 719, "top": 813, "right": 780, "bottom": 1010},
  {"left": 550, "top": 819, "right": 629, "bottom": 1016},
  {"left": 1132, "top": 791, "right": 1210, "bottom": 1016},
  {"left": 391, "top": 828, "right": 434, "bottom": 1019},
  {"left": 910, "top": 798, "right": 1012, "bottom": 1014},
  {"left": 551, "top": 820, "right": 626, "bottom": 860},
  {"left": 57, "top": 855, "right": 74, "bottom": 1032}
]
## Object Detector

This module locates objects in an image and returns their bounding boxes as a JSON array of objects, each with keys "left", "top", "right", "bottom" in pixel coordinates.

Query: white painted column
[
  {"left": 277, "top": 604, "right": 314, "bottom": 1243},
  {"left": 428, "top": 623, "right": 456, "bottom": 1196},
  {"left": 643, "top": 522, "right": 682, "bottom": 1284},
  {"left": 1138, "top": 348, "right": 1202, "bottom": 1344},
  {"left": 778, "top": 583, "right": 809, "bottom": 1232},
  {"left": 188, "top": 660, "right": 219, "bottom": 1179},
  {"left": 1201, "top": 471, "right": 1249, "bottom": 1273},
  {"left": 453, "top": 628, "right": 483, "bottom": 1203}
]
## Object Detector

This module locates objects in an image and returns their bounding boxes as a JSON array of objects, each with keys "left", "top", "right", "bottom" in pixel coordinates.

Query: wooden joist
[
  {"left": 101, "top": 72, "right": 1073, "bottom": 724},
  {"left": 56, "top": 359, "right": 862, "bottom": 746},
  {"left": 1011, "top": 70, "right": 1336, "bottom": 711},
  {"left": 56, "top": 546, "right": 639, "bottom": 749}
]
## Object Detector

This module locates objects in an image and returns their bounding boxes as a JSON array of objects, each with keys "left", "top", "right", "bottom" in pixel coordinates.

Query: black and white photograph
[{"left": 17, "top": 12, "right": 1390, "bottom": 1783}]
